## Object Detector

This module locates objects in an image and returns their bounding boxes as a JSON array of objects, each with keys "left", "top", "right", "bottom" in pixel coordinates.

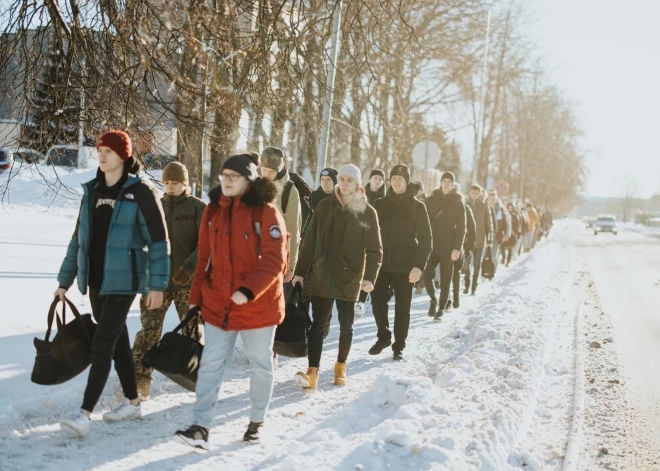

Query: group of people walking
[{"left": 52, "top": 130, "right": 552, "bottom": 450}]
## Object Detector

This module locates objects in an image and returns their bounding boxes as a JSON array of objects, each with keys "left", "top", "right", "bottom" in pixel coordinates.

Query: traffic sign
[
  {"left": 412, "top": 141, "right": 441, "bottom": 169},
  {"left": 495, "top": 180, "right": 510, "bottom": 197}
]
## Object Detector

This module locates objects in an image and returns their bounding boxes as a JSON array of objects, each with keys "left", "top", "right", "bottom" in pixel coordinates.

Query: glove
[{"left": 172, "top": 266, "right": 194, "bottom": 286}]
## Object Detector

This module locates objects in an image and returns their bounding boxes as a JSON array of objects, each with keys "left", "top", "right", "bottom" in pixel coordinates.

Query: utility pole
[
  {"left": 315, "top": 1, "right": 342, "bottom": 183},
  {"left": 472, "top": 8, "right": 491, "bottom": 185}
]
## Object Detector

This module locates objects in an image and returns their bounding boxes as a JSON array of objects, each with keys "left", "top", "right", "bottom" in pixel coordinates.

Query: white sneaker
[
  {"left": 102, "top": 399, "right": 142, "bottom": 423},
  {"left": 60, "top": 410, "right": 91, "bottom": 437},
  {"left": 355, "top": 302, "right": 365, "bottom": 319}
]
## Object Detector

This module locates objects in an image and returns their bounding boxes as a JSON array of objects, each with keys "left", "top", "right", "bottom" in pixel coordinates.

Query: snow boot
[
  {"left": 243, "top": 421, "right": 263, "bottom": 444},
  {"left": 428, "top": 300, "right": 437, "bottom": 317},
  {"left": 294, "top": 367, "right": 319, "bottom": 390},
  {"left": 453, "top": 296, "right": 460, "bottom": 309},
  {"left": 60, "top": 410, "right": 91, "bottom": 438},
  {"left": 334, "top": 362, "right": 347, "bottom": 386},
  {"left": 393, "top": 350, "right": 404, "bottom": 361},
  {"left": 368, "top": 339, "right": 392, "bottom": 355},
  {"left": 433, "top": 310, "right": 444, "bottom": 322},
  {"left": 445, "top": 298, "right": 452, "bottom": 310},
  {"left": 137, "top": 378, "right": 152, "bottom": 402},
  {"left": 174, "top": 424, "right": 209, "bottom": 451}
]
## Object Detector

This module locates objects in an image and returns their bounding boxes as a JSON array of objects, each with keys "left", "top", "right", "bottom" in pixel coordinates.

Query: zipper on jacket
[
  {"left": 222, "top": 307, "right": 231, "bottom": 329},
  {"left": 130, "top": 249, "right": 138, "bottom": 291}
]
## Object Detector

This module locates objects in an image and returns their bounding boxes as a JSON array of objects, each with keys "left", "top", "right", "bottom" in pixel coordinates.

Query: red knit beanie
[{"left": 97, "top": 130, "right": 132, "bottom": 161}]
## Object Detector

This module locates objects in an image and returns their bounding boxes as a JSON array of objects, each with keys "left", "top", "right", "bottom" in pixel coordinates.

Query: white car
[
  {"left": 46, "top": 145, "right": 99, "bottom": 169},
  {"left": 594, "top": 215, "right": 618, "bottom": 235},
  {"left": 0, "top": 147, "right": 47, "bottom": 170}
]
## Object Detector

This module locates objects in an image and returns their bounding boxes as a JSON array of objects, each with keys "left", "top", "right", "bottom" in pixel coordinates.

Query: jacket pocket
[{"left": 130, "top": 249, "right": 138, "bottom": 291}]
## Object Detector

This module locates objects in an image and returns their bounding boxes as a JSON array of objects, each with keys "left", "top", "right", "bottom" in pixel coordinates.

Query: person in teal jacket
[{"left": 55, "top": 130, "right": 170, "bottom": 438}]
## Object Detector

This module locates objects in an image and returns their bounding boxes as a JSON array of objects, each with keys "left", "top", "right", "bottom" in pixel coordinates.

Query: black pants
[
  {"left": 463, "top": 248, "right": 484, "bottom": 291},
  {"left": 82, "top": 288, "right": 137, "bottom": 412},
  {"left": 452, "top": 258, "right": 462, "bottom": 302},
  {"left": 308, "top": 296, "right": 355, "bottom": 368},
  {"left": 371, "top": 271, "right": 413, "bottom": 351},
  {"left": 422, "top": 252, "right": 454, "bottom": 311}
]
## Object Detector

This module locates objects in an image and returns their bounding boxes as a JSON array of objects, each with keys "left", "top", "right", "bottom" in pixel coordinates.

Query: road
[{"left": 578, "top": 224, "right": 660, "bottom": 463}]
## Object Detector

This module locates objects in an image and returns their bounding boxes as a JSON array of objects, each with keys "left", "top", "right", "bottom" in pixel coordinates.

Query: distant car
[
  {"left": 46, "top": 145, "right": 99, "bottom": 169},
  {"left": 0, "top": 147, "right": 47, "bottom": 170},
  {"left": 594, "top": 215, "right": 618, "bottom": 235}
]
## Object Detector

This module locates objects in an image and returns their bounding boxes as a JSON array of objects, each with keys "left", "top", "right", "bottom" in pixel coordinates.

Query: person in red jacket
[{"left": 173, "top": 153, "right": 287, "bottom": 451}]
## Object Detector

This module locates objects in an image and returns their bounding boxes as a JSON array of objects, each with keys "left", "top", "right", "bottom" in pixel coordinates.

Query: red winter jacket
[{"left": 189, "top": 178, "right": 287, "bottom": 331}]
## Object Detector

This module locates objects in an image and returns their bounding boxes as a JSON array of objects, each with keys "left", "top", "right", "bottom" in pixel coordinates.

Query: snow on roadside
[{"left": 0, "top": 198, "right": 580, "bottom": 470}]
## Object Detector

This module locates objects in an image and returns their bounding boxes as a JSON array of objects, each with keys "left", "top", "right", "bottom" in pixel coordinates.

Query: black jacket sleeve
[
  {"left": 412, "top": 202, "right": 432, "bottom": 271},
  {"left": 453, "top": 201, "right": 467, "bottom": 252}
]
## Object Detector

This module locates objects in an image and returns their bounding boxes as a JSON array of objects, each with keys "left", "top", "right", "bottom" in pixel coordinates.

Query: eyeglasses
[{"left": 220, "top": 173, "right": 244, "bottom": 182}]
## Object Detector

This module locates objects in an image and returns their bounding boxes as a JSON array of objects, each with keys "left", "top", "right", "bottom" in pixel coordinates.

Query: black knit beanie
[
  {"left": 369, "top": 169, "right": 385, "bottom": 179},
  {"left": 390, "top": 164, "right": 410, "bottom": 185},
  {"left": 222, "top": 153, "right": 260, "bottom": 181},
  {"left": 320, "top": 167, "right": 338, "bottom": 185},
  {"left": 441, "top": 171, "right": 455, "bottom": 183}
]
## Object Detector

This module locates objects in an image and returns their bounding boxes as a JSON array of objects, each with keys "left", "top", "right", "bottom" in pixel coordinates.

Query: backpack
[{"left": 282, "top": 172, "right": 313, "bottom": 229}]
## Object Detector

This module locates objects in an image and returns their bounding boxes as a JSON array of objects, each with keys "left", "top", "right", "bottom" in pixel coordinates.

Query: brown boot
[
  {"left": 334, "top": 362, "right": 347, "bottom": 386},
  {"left": 136, "top": 378, "right": 152, "bottom": 401},
  {"left": 294, "top": 367, "right": 319, "bottom": 390}
]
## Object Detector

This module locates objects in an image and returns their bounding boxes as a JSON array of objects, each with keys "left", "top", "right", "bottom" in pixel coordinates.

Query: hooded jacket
[
  {"left": 372, "top": 183, "right": 432, "bottom": 274},
  {"left": 424, "top": 188, "right": 466, "bottom": 255},
  {"left": 161, "top": 191, "right": 206, "bottom": 289},
  {"left": 57, "top": 160, "right": 169, "bottom": 295},
  {"left": 189, "top": 178, "right": 288, "bottom": 331},
  {"left": 365, "top": 182, "right": 386, "bottom": 205},
  {"left": 295, "top": 187, "right": 383, "bottom": 301},
  {"left": 466, "top": 197, "right": 494, "bottom": 250}
]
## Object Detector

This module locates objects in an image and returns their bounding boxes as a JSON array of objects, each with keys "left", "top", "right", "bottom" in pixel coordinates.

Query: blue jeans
[{"left": 193, "top": 324, "right": 276, "bottom": 427}]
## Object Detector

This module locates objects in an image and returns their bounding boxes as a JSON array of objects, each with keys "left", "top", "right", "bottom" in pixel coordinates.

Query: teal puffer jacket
[{"left": 57, "top": 170, "right": 170, "bottom": 295}]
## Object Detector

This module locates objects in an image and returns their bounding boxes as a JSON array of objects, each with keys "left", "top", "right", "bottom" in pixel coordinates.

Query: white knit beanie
[{"left": 338, "top": 164, "right": 362, "bottom": 185}]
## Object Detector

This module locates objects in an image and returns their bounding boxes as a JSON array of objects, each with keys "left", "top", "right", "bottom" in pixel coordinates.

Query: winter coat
[
  {"left": 424, "top": 189, "right": 466, "bottom": 256},
  {"left": 189, "top": 178, "right": 288, "bottom": 331},
  {"left": 162, "top": 192, "right": 206, "bottom": 289},
  {"left": 464, "top": 203, "right": 477, "bottom": 252},
  {"left": 295, "top": 187, "right": 382, "bottom": 302},
  {"left": 273, "top": 171, "right": 302, "bottom": 272},
  {"left": 467, "top": 198, "right": 494, "bottom": 250},
  {"left": 526, "top": 207, "right": 540, "bottom": 231},
  {"left": 491, "top": 202, "right": 512, "bottom": 244},
  {"left": 520, "top": 209, "right": 530, "bottom": 234},
  {"left": 311, "top": 187, "right": 333, "bottom": 211},
  {"left": 365, "top": 182, "right": 386, "bottom": 205},
  {"left": 372, "top": 183, "right": 432, "bottom": 274},
  {"left": 57, "top": 164, "right": 170, "bottom": 296},
  {"left": 509, "top": 209, "right": 523, "bottom": 237}
]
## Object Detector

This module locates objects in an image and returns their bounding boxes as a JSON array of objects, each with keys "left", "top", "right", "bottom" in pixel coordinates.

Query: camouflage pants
[{"left": 132, "top": 288, "right": 204, "bottom": 382}]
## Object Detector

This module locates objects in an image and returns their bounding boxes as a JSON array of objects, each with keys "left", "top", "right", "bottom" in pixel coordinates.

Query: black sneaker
[
  {"left": 243, "top": 421, "right": 263, "bottom": 444},
  {"left": 368, "top": 339, "right": 392, "bottom": 355},
  {"left": 433, "top": 310, "right": 444, "bottom": 322},
  {"left": 393, "top": 350, "right": 404, "bottom": 361},
  {"left": 428, "top": 300, "right": 437, "bottom": 317},
  {"left": 174, "top": 424, "right": 209, "bottom": 451}
]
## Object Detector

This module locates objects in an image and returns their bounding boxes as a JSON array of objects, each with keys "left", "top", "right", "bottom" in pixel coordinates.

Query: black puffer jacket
[
  {"left": 365, "top": 182, "right": 386, "bottom": 205},
  {"left": 311, "top": 187, "right": 333, "bottom": 211},
  {"left": 372, "top": 183, "right": 432, "bottom": 274},
  {"left": 424, "top": 188, "right": 466, "bottom": 256}
]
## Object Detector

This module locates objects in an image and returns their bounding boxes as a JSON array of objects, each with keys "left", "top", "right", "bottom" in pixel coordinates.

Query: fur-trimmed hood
[
  {"left": 333, "top": 186, "right": 369, "bottom": 213},
  {"left": 208, "top": 177, "right": 278, "bottom": 207}
]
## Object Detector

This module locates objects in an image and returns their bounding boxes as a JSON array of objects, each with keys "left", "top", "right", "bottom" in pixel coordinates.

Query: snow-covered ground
[{"left": 0, "top": 173, "right": 641, "bottom": 470}]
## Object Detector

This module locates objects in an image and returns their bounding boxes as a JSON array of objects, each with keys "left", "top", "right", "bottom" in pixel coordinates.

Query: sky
[{"left": 530, "top": 0, "right": 660, "bottom": 198}]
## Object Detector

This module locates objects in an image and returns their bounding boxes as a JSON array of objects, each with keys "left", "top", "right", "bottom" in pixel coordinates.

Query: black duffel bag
[
  {"left": 142, "top": 307, "right": 203, "bottom": 392},
  {"left": 32, "top": 296, "right": 97, "bottom": 386},
  {"left": 274, "top": 285, "right": 311, "bottom": 358},
  {"left": 481, "top": 247, "right": 495, "bottom": 280}
]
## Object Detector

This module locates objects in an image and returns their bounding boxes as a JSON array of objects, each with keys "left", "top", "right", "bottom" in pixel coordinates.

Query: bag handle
[
  {"left": 46, "top": 296, "right": 85, "bottom": 342},
  {"left": 173, "top": 306, "right": 202, "bottom": 340},
  {"left": 288, "top": 284, "right": 312, "bottom": 327}
]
